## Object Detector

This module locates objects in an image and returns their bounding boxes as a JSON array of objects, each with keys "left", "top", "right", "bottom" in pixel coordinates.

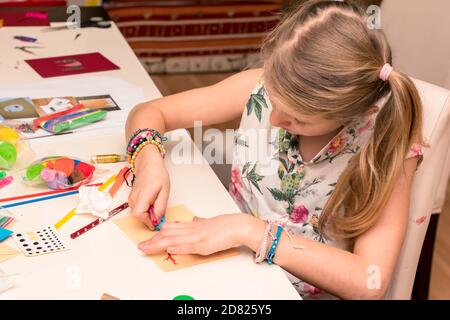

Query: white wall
[{"left": 382, "top": 0, "right": 450, "bottom": 90}]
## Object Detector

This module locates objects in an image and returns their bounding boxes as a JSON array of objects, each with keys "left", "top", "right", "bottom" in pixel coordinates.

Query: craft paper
[
  {"left": 0, "top": 77, "right": 145, "bottom": 139},
  {"left": 0, "top": 243, "right": 19, "bottom": 263},
  {"left": 76, "top": 95, "right": 120, "bottom": 112},
  {"left": 13, "top": 226, "right": 69, "bottom": 257},
  {"left": 0, "top": 98, "right": 39, "bottom": 120},
  {"left": 101, "top": 293, "right": 120, "bottom": 300},
  {"left": 75, "top": 185, "right": 113, "bottom": 219},
  {"left": 0, "top": 228, "right": 13, "bottom": 242},
  {"left": 32, "top": 96, "right": 78, "bottom": 116},
  {"left": 113, "top": 205, "right": 239, "bottom": 272},
  {"left": 0, "top": 11, "right": 50, "bottom": 27},
  {"left": 25, "top": 53, "right": 120, "bottom": 78}
]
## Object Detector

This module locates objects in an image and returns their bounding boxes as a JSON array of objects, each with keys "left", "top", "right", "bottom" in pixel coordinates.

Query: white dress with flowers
[{"left": 228, "top": 78, "right": 424, "bottom": 299}]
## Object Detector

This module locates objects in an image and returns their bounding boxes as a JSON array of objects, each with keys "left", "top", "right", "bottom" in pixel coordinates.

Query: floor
[{"left": 151, "top": 72, "right": 450, "bottom": 300}]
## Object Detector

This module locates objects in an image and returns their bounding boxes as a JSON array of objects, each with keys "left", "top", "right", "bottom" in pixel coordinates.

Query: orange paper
[
  {"left": 0, "top": 243, "right": 20, "bottom": 263},
  {"left": 113, "top": 205, "right": 239, "bottom": 271}
]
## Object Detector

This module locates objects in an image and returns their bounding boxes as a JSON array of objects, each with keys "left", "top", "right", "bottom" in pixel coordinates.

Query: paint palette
[{"left": 13, "top": 226, "right": 69, "bottom": 257}]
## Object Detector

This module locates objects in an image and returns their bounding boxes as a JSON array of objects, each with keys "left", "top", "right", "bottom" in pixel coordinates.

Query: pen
[
  {"left": 0, "top": 176, "right": 13, "bottom": 190},
  {"left": 70, "top": 202, "right": 129, "bottom": 239},
  {"left": 14, "top": 36, "right": 42, "bottom": 44}
]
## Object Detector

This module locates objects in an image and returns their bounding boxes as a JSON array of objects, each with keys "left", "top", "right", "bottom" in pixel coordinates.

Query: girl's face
[{"left": 266, "top": 86, "right": 345, "bottom": 137}]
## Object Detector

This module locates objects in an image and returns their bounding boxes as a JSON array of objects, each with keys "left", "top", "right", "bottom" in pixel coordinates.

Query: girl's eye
[{"left": 294, "top": 118, "right": 308, "bottom": 125}]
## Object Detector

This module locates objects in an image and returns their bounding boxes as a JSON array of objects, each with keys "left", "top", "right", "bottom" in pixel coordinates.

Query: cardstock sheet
[
  {"left": 0, "top": 243, "right": 19, "bottom": 263},
  {"left": 0, "top": 97, "right": 39, "bottom": 120},
  {"left": 13, "top": 226, "right": 69, "bottom": 257},
  {"left": 25, "top": 53, "right": 120, "bottom": 78},
  {"left": 0, "top": 11, "right": 50, "bottom": 27},
  {"left": 113, "top": 205, "right": 239, "bottom": 272},
  {"left": 0, "top": 228, "right": 13, "bottom": 242}
]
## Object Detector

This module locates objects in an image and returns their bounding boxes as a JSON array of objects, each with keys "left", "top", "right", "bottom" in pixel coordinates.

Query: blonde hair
[{"left": 261, "top": 0, "right": 426, "bottom": 245}]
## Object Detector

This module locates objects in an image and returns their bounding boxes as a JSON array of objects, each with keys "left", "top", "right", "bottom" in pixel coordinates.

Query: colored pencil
[
  {"left": 54, "top": 174, "right": 117, "bottom": 230},
  {"left": 0, "top": 182, "right": 102, "bottom": 203}
]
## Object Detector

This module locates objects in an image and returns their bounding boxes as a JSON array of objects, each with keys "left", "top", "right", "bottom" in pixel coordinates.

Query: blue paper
[{"left": 0, "top": 228, "right": 13, "bottom": 241}]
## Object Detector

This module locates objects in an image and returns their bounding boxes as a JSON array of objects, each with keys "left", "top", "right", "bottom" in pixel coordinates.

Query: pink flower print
[
  {"left": 407, "top": 143, "right": 423, "bottom": 159},
  {"left": 358, "top": 119, "right": 373, "bottom": 134},
  {"left": 326, "top": 135, "right": 348, "bottom": 155},
  {"left": 290, "top": 205, "right": 309, "bottom": 224},
  {"left": 229, "top": 166, "right": 243, "bottom": 203},
  {"left": 415, "top": 216, "right": 427, "bottom": 225},
  {"left": 303, "top": 283, "right": 321, "bottom": 296}
]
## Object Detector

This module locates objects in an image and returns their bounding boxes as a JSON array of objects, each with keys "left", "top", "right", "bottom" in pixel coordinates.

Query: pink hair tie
[{"left": 380, "top": 63, "right": 394, "bottom": 81}]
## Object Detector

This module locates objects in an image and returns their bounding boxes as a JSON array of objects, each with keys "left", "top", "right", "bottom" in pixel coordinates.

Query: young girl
[{"left": 125, "top": 0, "right": 425, "bottom": 299}]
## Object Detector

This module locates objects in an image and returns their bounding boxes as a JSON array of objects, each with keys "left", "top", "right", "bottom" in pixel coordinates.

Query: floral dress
[{"left": 229, "top": 77, "right": 424, "bottom": 299}]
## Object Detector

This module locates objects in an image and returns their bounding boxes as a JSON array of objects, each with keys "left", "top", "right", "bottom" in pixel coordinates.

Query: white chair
[{"left": 385, "top": 79, "right": 450, "bottom": 299}]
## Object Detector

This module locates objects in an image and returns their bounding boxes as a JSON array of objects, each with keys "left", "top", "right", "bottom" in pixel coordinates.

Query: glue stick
[{"left": 91, "top": 154, "right": 127, "bottom": 164}]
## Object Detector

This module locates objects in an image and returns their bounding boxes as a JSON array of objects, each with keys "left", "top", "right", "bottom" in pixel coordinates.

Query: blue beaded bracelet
[{"left": 267, "top": 225, "right": 283, "bottom": 265}]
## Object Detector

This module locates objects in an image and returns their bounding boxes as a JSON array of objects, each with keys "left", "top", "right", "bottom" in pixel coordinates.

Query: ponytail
[{"left": 320, "top": 69, "right": 426, "bottom": 245}]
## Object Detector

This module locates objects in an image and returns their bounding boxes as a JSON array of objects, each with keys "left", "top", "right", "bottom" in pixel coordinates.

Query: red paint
[{"left": 164, "top": 253, "right": 177, "bottom": 265}]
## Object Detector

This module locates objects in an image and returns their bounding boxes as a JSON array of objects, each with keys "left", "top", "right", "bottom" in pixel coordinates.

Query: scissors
[
  {"left": 15, "top": 45, "right": 44, "bottom": 55},
  {"left": 42, "top": 16, "right": 111, "bottom": 32}
]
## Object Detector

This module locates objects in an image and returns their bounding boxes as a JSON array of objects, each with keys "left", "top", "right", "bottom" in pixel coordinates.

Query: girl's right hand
[{"left": 128, "top": 145, "right": 170, "bottom": 230}]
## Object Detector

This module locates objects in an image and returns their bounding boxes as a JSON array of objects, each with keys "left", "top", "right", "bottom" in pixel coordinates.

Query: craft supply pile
[{"left": 0, "top": 8, "right": 240, "bottom": 298}]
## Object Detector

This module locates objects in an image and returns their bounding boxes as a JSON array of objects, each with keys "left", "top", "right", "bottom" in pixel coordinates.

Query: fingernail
[
  {"left": 138, "top": 243, "right": 147, "bottom": 251},
  {"left": 149, "top": 206, "right": 158, "bottom": 226},
  {"left": 149, "top": 210, "right": 157, "bottom": 225}
]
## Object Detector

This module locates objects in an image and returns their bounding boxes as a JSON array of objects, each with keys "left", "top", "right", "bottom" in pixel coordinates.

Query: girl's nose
[{"left": 270, "top": 109, "right": 291, "bottom": 128}]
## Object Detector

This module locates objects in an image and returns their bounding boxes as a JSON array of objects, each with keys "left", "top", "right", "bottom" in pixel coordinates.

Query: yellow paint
[{"left": 0, "top": 126, "right": 20, "bottom": 146}]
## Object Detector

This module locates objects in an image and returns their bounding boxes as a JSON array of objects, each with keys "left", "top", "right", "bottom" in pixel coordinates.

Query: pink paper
[
  {"left": 25, "top": 52, "right": 120, "bottom": 78},
  {"left": 0, "top": 11, "right": 50, "bottom": 27}
]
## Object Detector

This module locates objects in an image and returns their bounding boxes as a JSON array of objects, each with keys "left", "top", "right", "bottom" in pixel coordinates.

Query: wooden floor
[{"left": 151, "top": 72, "right": 450, "bottom": 300}]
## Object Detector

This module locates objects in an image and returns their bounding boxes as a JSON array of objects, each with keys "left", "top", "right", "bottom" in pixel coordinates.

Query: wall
[{"left": 382, "top": 0, "right": 450, "bottom": 90}]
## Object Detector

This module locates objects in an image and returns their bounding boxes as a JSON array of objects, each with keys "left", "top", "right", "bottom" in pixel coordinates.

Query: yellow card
[
  {"left": 0, "top": 243, "right": 20, "bottom": 263},
  {"left": 113, "top": 205, "right": 239, "bottom": 271}
]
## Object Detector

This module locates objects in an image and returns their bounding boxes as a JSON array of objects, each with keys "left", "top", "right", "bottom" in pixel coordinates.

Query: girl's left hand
[{"left": 137, "top": 214, "right": 251, "bottom": 255}]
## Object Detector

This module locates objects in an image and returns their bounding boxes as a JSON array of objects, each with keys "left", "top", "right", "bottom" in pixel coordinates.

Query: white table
[{"left": 0, "top": 14, "right": 300, "bottom": 300}]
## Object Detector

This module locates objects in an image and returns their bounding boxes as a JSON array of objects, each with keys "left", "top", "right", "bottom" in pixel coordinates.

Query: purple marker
[{"left": 14, "top": 35, "right": 39, "bottom": 43}]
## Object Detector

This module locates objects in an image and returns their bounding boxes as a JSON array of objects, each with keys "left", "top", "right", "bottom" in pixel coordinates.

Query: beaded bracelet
[
  {"left": 127, "top": 128, "right": 167, "bottom": 172},
  {"left": 127, "top": 128, "right": 165, "bottom": 157},
  {"left": 267, "top": 225, "right": 283, "bottom": 265},
  {"left": 129, "top": 139, "right": 166, "bottom": 172}
]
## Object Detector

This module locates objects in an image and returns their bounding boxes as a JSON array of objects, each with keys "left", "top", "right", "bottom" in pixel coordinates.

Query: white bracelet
[{"left": 254, "top": 221, "right": 272, "bottom": 263}]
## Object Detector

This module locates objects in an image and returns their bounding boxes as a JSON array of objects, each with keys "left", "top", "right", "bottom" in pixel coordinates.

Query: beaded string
[
  {"left": 126, "top": 128, "right": 167, "bottom": 173},
  {"left": 255, "top": 221, "right": 272, "bottom": 264},
  {"left": 268, "top": 222, "right": 305, "bottom": 251},
  {"left": 254, "top": 220, "right": 305, "bottom": 265}
]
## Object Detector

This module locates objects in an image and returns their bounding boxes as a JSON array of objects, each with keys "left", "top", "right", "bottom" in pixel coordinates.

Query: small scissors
[
  {"left": 15, "top": 45, "right": 44, "bottom": 55},
  {"left": 42, "top": 16, "right": 111, "bottom": 32}
]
